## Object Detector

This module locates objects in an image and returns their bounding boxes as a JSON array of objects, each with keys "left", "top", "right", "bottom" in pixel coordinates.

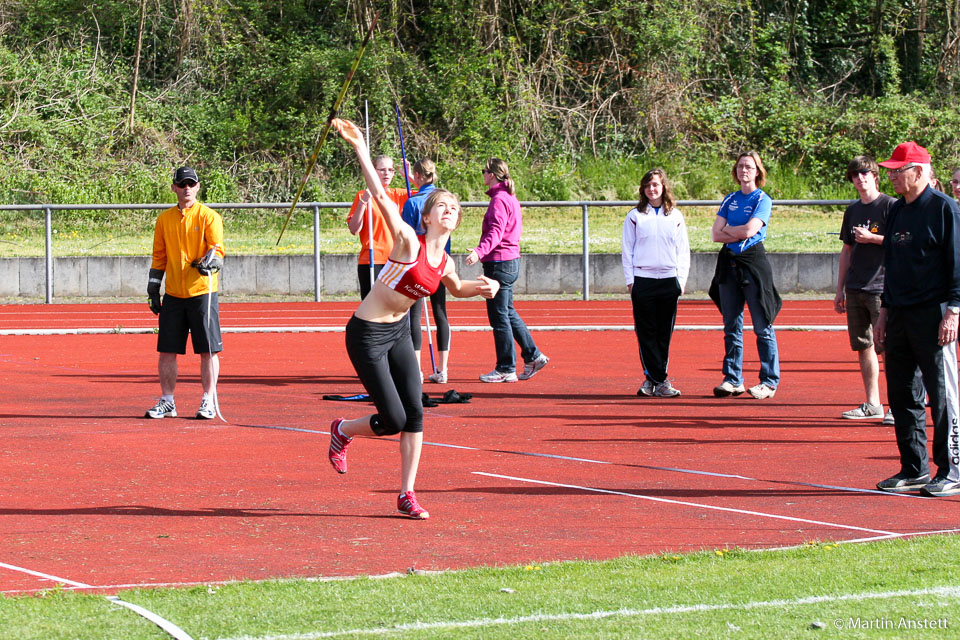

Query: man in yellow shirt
[{"left": 145, "top": 167, "right": 225, "bottom": 419}]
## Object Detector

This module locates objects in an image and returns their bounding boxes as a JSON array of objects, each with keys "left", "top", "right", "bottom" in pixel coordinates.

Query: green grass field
[
  {"left": 0, "top": 204, "right": 847, "bottom": 258},
  {"left": 1, "top": 535, "right": 957, "bottom": 639}
]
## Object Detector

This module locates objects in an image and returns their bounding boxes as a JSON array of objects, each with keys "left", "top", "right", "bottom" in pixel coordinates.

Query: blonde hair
[
  {"left": 637, "top": 168, "right": 676, "bottom": 215},
  {"left": 413, "top": 159, "right": 437, "bottom": 185},
  {"left": 421, "top": 188, "right": 462, "bottom": 230}
]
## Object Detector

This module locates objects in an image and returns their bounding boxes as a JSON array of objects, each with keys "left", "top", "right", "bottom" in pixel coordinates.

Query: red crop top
[{"left": 378, "top": 236, "right": 448, "bottom": 300}]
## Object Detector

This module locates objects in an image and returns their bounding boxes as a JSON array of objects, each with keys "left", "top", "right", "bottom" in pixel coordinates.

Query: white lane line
[
  {"left": 753, "top": 527, "right": 960, "bottom": 551},
  {"left": 214, "top": 585, "right": 960, "bottom": 640},
  {"left": 0, "top": 323, "right": 844, "bottom": 336},
  {"left": 0, "top": 561, "right": 194, "bottom": 639},
  {"left": 107, "top": 596, "right": 196, "bottom": 640},
  {"left": 473, "top": 472, "right": 898, "bottom": 535},
  {"left": 235, "top": 423, "right": 924, "bottom": 499},
  {"left": 0, "top": 561, "right": 93, "bottom": 588}
]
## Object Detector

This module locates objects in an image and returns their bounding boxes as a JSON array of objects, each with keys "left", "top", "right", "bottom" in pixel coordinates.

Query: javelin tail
[{"left": 277, "top": 11, "right": 380, "bottom": 245}]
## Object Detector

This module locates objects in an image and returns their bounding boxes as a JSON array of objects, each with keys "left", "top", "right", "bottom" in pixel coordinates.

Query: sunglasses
[{"left": 175, "top": 180, "right": 198, "bottom": 188}]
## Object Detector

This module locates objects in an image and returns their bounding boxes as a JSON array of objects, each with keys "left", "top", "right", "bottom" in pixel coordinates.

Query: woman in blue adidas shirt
[{"left": 709, "top": 151, "right": 782, "bottom": 400}]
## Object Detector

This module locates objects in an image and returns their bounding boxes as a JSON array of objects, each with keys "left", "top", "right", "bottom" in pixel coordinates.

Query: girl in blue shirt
[{"left": 710, "top": 151, "right": 781, "bottom": 399}]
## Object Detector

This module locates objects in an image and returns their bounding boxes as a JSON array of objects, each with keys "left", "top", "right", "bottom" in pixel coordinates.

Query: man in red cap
[{"left": 874, "top": 141, "right": 960, "bottom": 497}]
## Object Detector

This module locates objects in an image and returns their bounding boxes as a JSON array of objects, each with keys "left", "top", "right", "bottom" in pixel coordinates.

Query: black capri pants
[
  {"left": 345, "top": 314, "right": 423, "bottom": 435},
  {"left": 409, "top": 284, "right": 450, "bottom": 351},
  {"left": 408, "top": 287, "right": 450, "bottom": 351}
]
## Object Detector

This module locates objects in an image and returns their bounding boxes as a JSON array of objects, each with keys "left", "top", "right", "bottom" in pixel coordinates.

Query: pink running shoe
[
  {"left": 397, "top": 490, "right": 430, "bottom": 519},
  {"left": 328, "top": 418, "right": 352, "bottom": 474}
]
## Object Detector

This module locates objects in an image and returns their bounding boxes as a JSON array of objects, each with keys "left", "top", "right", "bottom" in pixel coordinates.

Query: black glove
[
  {"left": 147, "top": 268, "right": 164, "bottom": 315},
  {"left": 196, "top": 256, "right": 223, "bottom": 276},
  {"left": 194, "top": 249, "right": 223, "bottom": 276},
  {"left": 148, "top": 292, "right": 162, "bottom": 315}
]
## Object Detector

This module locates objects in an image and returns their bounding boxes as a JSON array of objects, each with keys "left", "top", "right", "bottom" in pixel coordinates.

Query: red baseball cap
[{"left": 878, "top": 141, "right": 931, "bottom": 168}]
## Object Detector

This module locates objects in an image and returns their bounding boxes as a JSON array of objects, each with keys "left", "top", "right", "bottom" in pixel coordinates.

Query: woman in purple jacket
[{"left": 466, "top": 158, "right": 549, "bottom": 382}]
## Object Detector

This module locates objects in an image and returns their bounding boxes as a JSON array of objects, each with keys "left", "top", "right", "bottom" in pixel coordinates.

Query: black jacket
[
  {"left": 709, "top": 243, "right": 782, "bottom": 325},
  {"left": 881, "top": 185, "right": 960, "bottom": 308}
]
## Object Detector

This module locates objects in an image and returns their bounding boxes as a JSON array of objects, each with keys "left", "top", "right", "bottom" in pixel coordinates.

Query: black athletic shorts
[{"left": 157, "top": 292, "right": 223, "bottom": 355}]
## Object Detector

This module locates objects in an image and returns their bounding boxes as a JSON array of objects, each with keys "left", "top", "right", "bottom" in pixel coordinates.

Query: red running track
[{"left": 1, "top": 299, "right": 953, "bottom": 595}]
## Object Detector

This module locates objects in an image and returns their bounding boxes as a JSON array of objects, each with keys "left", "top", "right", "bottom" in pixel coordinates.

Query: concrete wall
[{"left": 1, "top": 252, "right": 840, "bottom": 299}]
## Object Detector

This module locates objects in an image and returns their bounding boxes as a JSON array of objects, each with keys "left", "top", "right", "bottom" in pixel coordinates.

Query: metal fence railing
[{"left": 0, "top": 199, "right": 852, "bottom": 303}]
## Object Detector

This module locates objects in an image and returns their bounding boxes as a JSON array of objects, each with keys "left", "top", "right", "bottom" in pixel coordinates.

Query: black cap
[{"left": 173, "top": 167, "right": 199, "bottom": 184}]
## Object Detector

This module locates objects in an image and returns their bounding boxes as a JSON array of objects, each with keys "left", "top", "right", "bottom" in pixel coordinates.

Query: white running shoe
[
  {"left": 145, "top": 398, "right": 177, "bottom": 419},
  {"left": 713, "top": 381, "right": 745, "bottom": 397},
  {"left": 196, "top": 397, "right": 215, "bottom": 420},
  {"left": 518, "top": 354, "right": 549, "bottom": 380},
  {"left": 479, "top": 369, "right": 518, "bottom": 383},
  {"left": 427, "top": 370, "right": 448, "bottom": 384},
  {"left": 653, "top": 380, "right": 681, "bottom": 397},
  {"left": 841, "top": 403, "right": 883, "bottom": 420},
  {"left": 748, "top": 383, "right": 776, "bottom": 399}
]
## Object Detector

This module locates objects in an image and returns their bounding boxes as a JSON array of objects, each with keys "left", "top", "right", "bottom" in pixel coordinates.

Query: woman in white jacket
[{"left": 621, "top": 168, "right": 690, "bottom": 397}]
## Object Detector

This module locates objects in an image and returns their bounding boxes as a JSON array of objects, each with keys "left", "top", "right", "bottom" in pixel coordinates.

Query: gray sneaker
[
  {"left": 921, "top": 475, "right": 960, "bottom": 497},
  {"left": 841, "top": 403, "right": 883, "bottom": 420},
  {"left": 479, "top": 369, "right": 518, "bottom": 383},
  {"left": 518, "top": 354, "right": 549, "bottom": 380},
  {"left": 145, "top": 398, "right": 177, "bottom": 419},
  {"left": 653, "top": 381, "right": 681, "bottom": 397},
  {"left": 876, "top": 472, "right": 930, "bottom": 493},
  {"left": 637, "top": 379, "right": 655, "bottom": 397},
  {"left": 882, "top": 410, "right": 895, "bottom": 425}
]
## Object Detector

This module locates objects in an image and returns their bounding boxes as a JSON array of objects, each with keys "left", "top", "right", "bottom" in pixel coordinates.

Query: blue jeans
[
  {"left": 718, "top": 266, "right": 780, "bottom": 388},
  {"left": 483, "top": 259, "right": 541, "bottom": 373}
]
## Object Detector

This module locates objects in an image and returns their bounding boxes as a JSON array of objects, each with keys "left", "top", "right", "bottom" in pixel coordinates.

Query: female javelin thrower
[{"left": 327, "top": 118, "right": 500, "bottom": 519}]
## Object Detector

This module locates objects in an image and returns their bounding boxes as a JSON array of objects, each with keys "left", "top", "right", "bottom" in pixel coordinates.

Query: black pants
[
  {"left": 885, "top": 303, "right": 960, "bottom": 480},
  {"left": 357, "top": 263, "right": 385, "bottom": 300},
  {"left": 157, "top": 292, "right": 222, "bottom": 355},
  {"left": 345, "top": 314, "right": 423, "bottom": 435},
  {"left": 630, "top": 276, "right": 681, "bottom": 384},
  {"left": 408, "top": 287, "right": 450, "bottom": 351}
]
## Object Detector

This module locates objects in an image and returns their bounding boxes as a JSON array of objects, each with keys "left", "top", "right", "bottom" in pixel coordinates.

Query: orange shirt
[
  {"left": 347, "top": 187, "right": 409, "bottom": 264},
  {"left": 151, "top": 202, "right": 225, "bottom": 298}
]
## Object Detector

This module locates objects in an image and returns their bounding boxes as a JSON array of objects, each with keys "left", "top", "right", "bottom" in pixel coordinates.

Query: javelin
[
  {"left": 394, "top": 103, "right": 438, "bottom": 376},
  {"left": 276, "top": 11, "right": 380, "bottom": 245}
]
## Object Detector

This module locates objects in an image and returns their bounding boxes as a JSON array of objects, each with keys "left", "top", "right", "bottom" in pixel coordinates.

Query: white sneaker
[
  {"left": 145, "top": 398, "right": 177, "bottom": 419},
  {"left": 748, "top": 383, "right": 776, "bottom": 399},
  {"left": 196, "top": 397, "right": 215, "bottom": 420},
  {"left": 479, "top": 369, "right": 518, "bottom": 383},
  {"left": 518, "top": 354, "right": 549, "bottom": 380},
  {"left": 713, "top": 381, "right": 745, "bottom": 397},
  {"left": 427, "top": 370, "right": 448, "bottom": 384}
]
